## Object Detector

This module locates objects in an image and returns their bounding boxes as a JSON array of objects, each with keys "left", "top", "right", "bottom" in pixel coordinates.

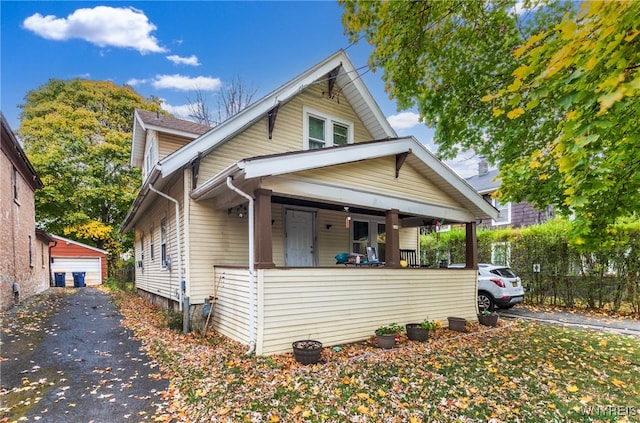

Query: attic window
[{"left": 303, "top": 107, "right": 353, "bottom": 150}]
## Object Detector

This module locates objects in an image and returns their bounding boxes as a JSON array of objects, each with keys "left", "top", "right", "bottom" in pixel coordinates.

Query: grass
[{"left": 112, "top": 291, "right": 640, "bottom": 423}]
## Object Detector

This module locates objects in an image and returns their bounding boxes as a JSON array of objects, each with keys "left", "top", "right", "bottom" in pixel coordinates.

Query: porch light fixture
[
  {"left": 344, "top": 206, "right": 351, "bottom": 228},
  {"left": 237, "top": 205, "right": 247, "bottom": 218},
  {"left": 326, "top": 224, "right": 332, "bottom": 230},
  {"left": 228, "top": 205, "right": 248, "bottom": 218}
]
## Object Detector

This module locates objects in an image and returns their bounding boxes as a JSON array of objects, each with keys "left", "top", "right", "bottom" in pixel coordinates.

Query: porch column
[
  {"left": 254, "top": 189, "right": 275, "bottom": 268},
  {"left": 465, "top": 222, "right": 478, "bottom": 269},
  {"left": 385, "top": 209, "right": 400, "bottom": 268}
]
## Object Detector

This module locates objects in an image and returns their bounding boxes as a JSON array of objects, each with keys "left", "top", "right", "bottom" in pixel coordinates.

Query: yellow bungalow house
[{"left": 120, "top": 50, "right": 498, "bottom": 355}]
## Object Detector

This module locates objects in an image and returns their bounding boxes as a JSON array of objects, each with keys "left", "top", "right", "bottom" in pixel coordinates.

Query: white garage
[{"left": 51, "top": 257, "right": 103, "bottom": 287}]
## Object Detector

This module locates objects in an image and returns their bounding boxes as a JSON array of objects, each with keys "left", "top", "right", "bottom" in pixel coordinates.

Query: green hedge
[{"left": 420, "top": 218, "right": 640, "bottom": 313}]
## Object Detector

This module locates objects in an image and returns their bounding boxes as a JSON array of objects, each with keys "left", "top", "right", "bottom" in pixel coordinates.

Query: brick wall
[{"left": 0, "top": 152, "right": 49, "bottom": 311}]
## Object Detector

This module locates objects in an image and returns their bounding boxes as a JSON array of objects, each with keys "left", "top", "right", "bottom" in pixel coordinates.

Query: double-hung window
[
  {"left": 160, "top": 218, "right": 167, "bottom": 268},
  {"left": 304, "top": 108, "right": 353, "bottom": 150}
]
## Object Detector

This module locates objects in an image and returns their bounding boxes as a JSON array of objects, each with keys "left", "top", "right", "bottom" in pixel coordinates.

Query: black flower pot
[
  {"left": 447, "top": 317, "right": 466, "bottom": 332},
  {"left": 292, "top": 340, "right": 323, "bottom": 365},
  {"left": 478, "top": 313, "right": 499, "bottom": 327},
  {"left": 375, "top": 332, "right": 398, "bottom": 349},
  {"left": 405, "top": 323, "right": 430, "bottom": 342}
]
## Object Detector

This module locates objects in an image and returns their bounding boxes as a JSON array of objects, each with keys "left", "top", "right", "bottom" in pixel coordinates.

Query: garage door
[{"left": 51, "top": 257, "right": 102, "bottom": 286}]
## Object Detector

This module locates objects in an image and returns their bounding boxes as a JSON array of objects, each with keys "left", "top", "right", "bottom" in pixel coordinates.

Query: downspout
[
  {"left": 149, "top": 184, "right": 185, "bottom": 319},
  {"left": 48, "top": 240, "right": 57, "bottom": 287},
  {"left": 226, "top": 176, "right": 256, "bottom": 355}
]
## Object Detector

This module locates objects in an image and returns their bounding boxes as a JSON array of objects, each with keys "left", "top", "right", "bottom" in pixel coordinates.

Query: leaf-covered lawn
[{"left": 113, "top": 292, "right": 640, "bottom": 423}]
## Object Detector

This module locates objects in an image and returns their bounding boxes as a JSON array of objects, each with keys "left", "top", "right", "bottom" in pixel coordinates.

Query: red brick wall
[{"left": 1, "top": 152, "right": 50, "bottom": 311}]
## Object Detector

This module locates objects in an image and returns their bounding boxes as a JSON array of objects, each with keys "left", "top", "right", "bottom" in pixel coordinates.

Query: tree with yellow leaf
[
  {"left": 19, "top": 79, "right": 162, "bottom": 264},
  {"left": 342, "top": 0, "right": 639, "bottom": 248}
]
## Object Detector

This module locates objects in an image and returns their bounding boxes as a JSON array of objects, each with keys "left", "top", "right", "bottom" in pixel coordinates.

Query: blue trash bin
[
  {"left": 54, "top": 272, "right": 65, "bottom": 287},
  {"left": 72, "top": 272, "right": 86, "bottom": 288}
]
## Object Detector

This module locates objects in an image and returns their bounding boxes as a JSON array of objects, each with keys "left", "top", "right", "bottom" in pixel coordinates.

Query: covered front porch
[
  {"left": 212, "top": 266, "right": 477, "bottom": 355},
  {"left": 188, "top": 139, "right": 497, "bottom": 354}
]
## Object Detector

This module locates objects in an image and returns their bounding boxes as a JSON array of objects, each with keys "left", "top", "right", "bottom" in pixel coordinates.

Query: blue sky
[{"left": 1, "top": 1, "right": 480, "bottom": 177}]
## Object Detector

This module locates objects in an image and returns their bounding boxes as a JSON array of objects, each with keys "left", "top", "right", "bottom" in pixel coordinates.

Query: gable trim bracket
[
  {"left": 190, "top": 152, "right": 202, "bottom": 190},
  {"left": 267, "top": 104, "right": 279, "bottom": 140},
  {"left": 323, "top": 64, "right": 342, "bottom": 102},
  {"left": 396, "top": 150, "right": 411, "bottom": 178}
]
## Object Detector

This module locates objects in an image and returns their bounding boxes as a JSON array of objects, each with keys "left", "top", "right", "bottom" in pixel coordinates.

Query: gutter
[
  {"left": 148, "top": 184, "right": 186, "bottom": 324},
  {"left": 226, "top": 176, "right": 256, "bottom": 355}
]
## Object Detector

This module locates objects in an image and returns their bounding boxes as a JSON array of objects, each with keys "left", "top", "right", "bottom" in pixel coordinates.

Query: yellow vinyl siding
[
  {"left": 317, "top": 209, "right": 351, "bottom": 266},
  {"left": 211, "top": 267, "right": 477, "bottom": 355},
  {"left": 134, "top": 179, "right": 184, "bottom": 303},
  {"left": 296, "top": 156, "right": 463, "bottom": 208},
  {"left": 197, "top": 83, "right": 373, "bottom": 185},
  {"left": 187, "top": 197, "right": 250, "bottom": 303},
  {"left": 210, "top": 267, "right": 254, "bottom": 343},
  {"left": 158, "top": 133, "right": 193, "bottom": 160}
]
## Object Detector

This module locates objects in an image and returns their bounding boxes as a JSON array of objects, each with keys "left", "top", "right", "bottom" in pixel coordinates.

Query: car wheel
[{"left": 477, "top": 291, "right": 495, "bottom": 312}]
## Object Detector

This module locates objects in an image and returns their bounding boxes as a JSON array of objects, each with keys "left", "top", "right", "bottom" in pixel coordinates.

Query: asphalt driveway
[{"left": 0, "top": 288, "right": 168, "bottom": 422}]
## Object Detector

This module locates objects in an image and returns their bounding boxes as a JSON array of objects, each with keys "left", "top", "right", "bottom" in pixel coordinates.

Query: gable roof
[
  {"left": 51, "top": 234, "right": 108, "bottom": 255},
  {"left": 156, "top": 50, "right": 397, "bottom": 178},
  {"left": 466, "top": 169, "right": 501, "bottom": 195},
  {"left": 190, "top": 137, "right": 498, "bottom": 223},
  {"left": 1, "top": 112, "right": 43, "bottom": 191},
  {"left": 131, "top": 109, "right": 212, "bottom": 167}
]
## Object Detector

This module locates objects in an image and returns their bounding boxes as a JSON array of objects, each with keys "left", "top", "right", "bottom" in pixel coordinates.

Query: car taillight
[{"left": 490, "top": 277, "right": 505, "bottom": 288}]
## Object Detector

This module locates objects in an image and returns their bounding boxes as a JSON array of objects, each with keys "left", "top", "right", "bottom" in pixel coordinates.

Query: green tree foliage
[
  {"left": 19, "top": 79, "right": 161, "bottom": 262},
  {"left": 421, "top": 218, "right": 640, "bottom": 313},
  {"left": 342, "top": 0, "right": 639, "bottom": 248}
]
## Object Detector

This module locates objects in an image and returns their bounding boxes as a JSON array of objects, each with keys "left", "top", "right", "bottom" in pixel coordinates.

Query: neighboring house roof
[
  {"left": 156, "top": 49, "right": 398, "bottom": 179},
  {"left": 131, "top": 109, "right": 212, "bottom": 168},
  {"left": 50, "top": 234, "right": 108, "bottom": 255},
  {"left": 466, "top": 169, "right": 501, "bottom": 195},
  {"left": 36, "top": 229, "right": 55, "bottom": 244},
  {"left": 1, "top": 112, "right": 43, "bottom": 191}
]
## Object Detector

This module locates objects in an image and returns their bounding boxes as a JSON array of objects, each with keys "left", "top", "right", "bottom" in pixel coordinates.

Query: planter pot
[
  {"left": 375, "top": 332, "right": 398, "bottom": 349},
  {"left": 292, "top": 340, "right": 323, "bottom": 365},
  {"left": 405, "top": 324, "right": 430, "bottom": 342},
  {"left": 478, "top": 313, "right": 499, "bottom": 327},
  {"left": 447, "top": 317, "right": 467, "bottom": 332}
]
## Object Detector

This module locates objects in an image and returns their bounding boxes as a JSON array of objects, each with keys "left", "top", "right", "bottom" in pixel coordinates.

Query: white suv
[{"left": 449, "top": 263, "right": 525, "bottom": 311}]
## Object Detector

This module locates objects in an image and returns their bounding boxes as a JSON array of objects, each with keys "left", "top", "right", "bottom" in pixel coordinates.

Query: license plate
[{"left": 512, "top": 281, "right": 518, "bottom": 287}]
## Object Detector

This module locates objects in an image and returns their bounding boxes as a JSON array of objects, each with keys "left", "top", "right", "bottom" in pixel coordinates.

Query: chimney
[{"left": 478, "top": 156, "right": 489, "bottom": 176}]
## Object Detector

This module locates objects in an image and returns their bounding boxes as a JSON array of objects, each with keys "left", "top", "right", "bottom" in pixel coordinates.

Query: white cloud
[
  {"left": 445, "top": 159, "right": 476, "bottom": 179},
  {"left": 22, "top": 6, "right": 166, "bottom": 54},
  {"left": 126, "top": 77, "right": 148, "bottom": 86},
  {"left": 167, "top": 55, "right": 201, "bottom": 66},
  {"left": 161, "top": 102, "right": 193, "bottom": 120},
  {"left": 387, "top": 112, "right": 421, "bottom": 130},
  {"left": 513, "top": 0, "right": 540, "bottom": 16},
  {"left": 152, "top": 74, "right": 222, "bottom": 91}
]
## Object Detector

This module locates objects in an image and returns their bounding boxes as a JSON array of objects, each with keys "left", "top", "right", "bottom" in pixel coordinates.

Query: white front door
[{"left": 285, "top": 209, "right": 315, "bottom": 266}]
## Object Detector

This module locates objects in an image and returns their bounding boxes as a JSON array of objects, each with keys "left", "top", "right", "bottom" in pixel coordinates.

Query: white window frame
[
  {"left": 160, "top": 218, "right": 168, "bottom": 269},
  {"left": 492, "top": 198, "right": 511, "bottom": 226},
  {"left": 491, "top": 242, "right": 511, "bottom": 266},
  {"left": 350, "top": 216, "right": 386, "bottom": 261},
  {"left": 303, "top": 107, "right": 353, "bottom": 150},
  {"left": 144, "top": 141, "right": 157, "bottom": 179},
  {"left": 149, "top": 224, "right": 155, "bottom": 261}
]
